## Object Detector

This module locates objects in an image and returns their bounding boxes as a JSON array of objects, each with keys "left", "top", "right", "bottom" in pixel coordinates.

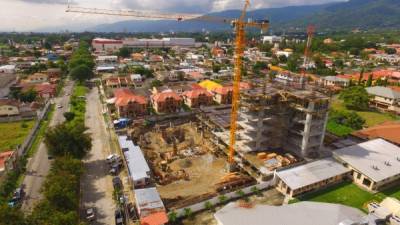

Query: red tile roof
[
  {"left": 183, "top": 89, "right": 213, "bottom": 99},
  {"left": 352, "top": 121, "right": 400, "bottom": 145},
  {"left": 114, "top": 89, "right": 147, "bottom": 107},
  {"left": 152, "top": 91, "right": 182, "bottom": 103},
  {"left": 213, "top": 86, "right": 233, "bottom": 95},
  {"left": 337, "top": 69, "right": 400, "bottom": 80},
  {"left": 140, "top": 211, "right": 168, "bottom": 225},
  {"left": 0, "top": 151, "right": 14, "bottom": 170}
]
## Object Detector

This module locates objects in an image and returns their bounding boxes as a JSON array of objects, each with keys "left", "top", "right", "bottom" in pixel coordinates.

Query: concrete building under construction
[{"left": 212, "top": 79, "right": 330, "bottom": 159}]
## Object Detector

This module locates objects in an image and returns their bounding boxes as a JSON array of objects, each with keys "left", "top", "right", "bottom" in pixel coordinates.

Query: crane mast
[{"left": 66, "top": 0, "right": 268, "bottom": 169}]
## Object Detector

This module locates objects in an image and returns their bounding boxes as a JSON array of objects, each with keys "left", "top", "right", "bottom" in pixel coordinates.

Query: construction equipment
[
  {"left": 66, "top": 0, "right": 269, "bottom": 170},
  {"left": 303, "top": 25, "right": 315, "bottom": 69}
]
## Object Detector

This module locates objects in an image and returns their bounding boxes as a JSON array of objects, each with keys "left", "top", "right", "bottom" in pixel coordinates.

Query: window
[
  {"left": 356, "top": 173, "right": 362, "bottom": 179},
  {"left": 362, "top": 178, "right": 372, "bottom": 187}
]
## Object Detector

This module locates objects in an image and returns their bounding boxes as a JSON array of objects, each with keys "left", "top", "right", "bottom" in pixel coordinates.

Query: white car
[
  {"left": 56, "top": 104, "right": 63, "bottom": 109},
  {"left": 106, "top": 154, "right": 120, "bottom": 164}
]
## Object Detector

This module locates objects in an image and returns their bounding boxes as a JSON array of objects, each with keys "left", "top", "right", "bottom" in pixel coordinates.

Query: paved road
[
  {"left": 81, "top": 87, "right": 115, "bottom": 225},
  {"left": 21, "top": 80, "right": 74, "bottom": 212}
]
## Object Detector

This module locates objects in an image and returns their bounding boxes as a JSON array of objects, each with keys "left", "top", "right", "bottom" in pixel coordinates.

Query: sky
[{"left": 0, "top": 0, "right": 346, "bottom": 32}]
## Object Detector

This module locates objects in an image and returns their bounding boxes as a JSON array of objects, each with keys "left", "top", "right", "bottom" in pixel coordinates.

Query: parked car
[
  {"left": 8, "top": 187, "right": 24, "bottom": 207},
  {"left": 56, "top": 104, "right": 63, "bottom": 109},
  {"left": 106, "top": 154, "right": 121, "bottom": 164},
  {"left": 115, "top": 208, "right": 124, "bottom": 225},
  {"left": 112, "top": 176, "right": 122, "bottom": 190},
  {"left": 85, "top": 207, "right": 96, "bottom": 222}
]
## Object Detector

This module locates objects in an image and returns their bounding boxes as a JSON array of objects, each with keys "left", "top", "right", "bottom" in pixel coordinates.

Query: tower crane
[{"left": 66, "top": 0, "right": 269, "bottom": 170}]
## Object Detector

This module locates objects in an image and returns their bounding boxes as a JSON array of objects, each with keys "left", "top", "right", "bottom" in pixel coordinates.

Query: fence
[
  {"left": 16, "top": 101, "right": 51, "bottom": 156},
  {"left": 173, "top": 181, "right": 273, "bottom": 218}
]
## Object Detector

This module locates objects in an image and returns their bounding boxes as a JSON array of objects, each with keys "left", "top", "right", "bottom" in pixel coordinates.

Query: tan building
[
  {"left": 366, "top": 86, "right": 400, "bottom": 114},
  {"left": 212, "top": 86, "right": 233, "bottom": 104},
  {"left": 151, "top": 91, "right": 182, "bottom": 114},
  {"left": 0, "top": 100, "right": 20, "bottom": 117},
  {"left": 334, "top": 139, "right": 400, "bottom": 192},
  {"left": 182, "top": 89, "right": 213, "bottom": 108},
  {"left": 275, "top": 158, "right": 351, "bottom": 198},
  {"left": 113, "top": 89, "right": 147, "bottom": 118}
]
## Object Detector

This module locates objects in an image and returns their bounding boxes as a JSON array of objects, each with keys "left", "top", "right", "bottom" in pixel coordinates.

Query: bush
[
  {"left": 218, "top": 195, "right": 228, "bottom": 203},
  {"left": 329, "top": 110, "right": 365, "bottom": 130},
  {"left": 204, "top": 201, "right": 213, "bottom": 211},
  {"left": 183, "top": 208, "right": 192, "bottom": 218}
]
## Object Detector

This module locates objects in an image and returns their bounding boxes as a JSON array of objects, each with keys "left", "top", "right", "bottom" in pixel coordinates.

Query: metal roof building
[
  {"left": 134, "top": 187, "right": 168, "bottom": 225},
  {"left": 118, "top": 135, "right": 151, "bottom": 187},
  {"left": 214, "top": 202, "right": 368, "bottom": 225},
  {"left": 275, "top": 157, "right": 351, "bottom": 198},
  {"left": 333, "top": 138, "right": 400, "bottom": 191}
]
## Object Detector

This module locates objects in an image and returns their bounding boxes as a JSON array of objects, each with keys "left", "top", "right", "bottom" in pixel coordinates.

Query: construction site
[
  {"left": 130, "top": 121, "right": 254, "bottom": 210},
  {"left": 124, "top": 75, "right": 330, "bottom": 210}
]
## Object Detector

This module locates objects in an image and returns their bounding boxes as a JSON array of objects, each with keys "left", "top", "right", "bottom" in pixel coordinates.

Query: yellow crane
[{"left": 66, "top": 0, "right": 269, "bottom": 169}]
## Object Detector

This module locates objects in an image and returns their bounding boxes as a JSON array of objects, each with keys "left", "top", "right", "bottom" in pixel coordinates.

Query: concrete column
[
  {"left": 319, "top": 103, "right": 330, "bottom": 148},
  {"left": 301, "top": 102, "right": 314, "bottom": 157}
]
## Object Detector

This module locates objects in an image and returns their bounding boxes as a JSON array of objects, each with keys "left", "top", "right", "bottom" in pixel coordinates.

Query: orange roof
[
  {"left": 0, "top": 151, "right": 14, "bottom": 170},
  {"left": 338, "top": 69, "right": 400, "bottom": 81},
  {"left": 213, "top": 86, "right": 233, "bottom": 95},
  {"left": 114, "top": 89, "right": 147, "bottom": 107},
  {"left": 183, "top": 89, "right": 213, "bottom": 99},
  {"left": 152, "top": 91, "right": 182, "bottom": 103},
  {"left": 352, "top": 121, "right": 400, "bottom": 145},
  {"left": 141, "top": 211, "right": 168, "bottom": 225}
]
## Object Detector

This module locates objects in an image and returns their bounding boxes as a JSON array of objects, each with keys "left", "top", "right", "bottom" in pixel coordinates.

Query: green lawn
[
  {"left": 73, "top": 85, "right": 87, "bottom": 97},
  {"left": 292, "top": 182, "right": 400, "bottom": 212},
  {"left": 326, "top": 121, "right": 354, "bottom": 137},
  {"left": 331, "top": 98, "right": 399, "bottom": 127},
  {"left": 0, "top": 120, "right": 35, "bottom": 152}
]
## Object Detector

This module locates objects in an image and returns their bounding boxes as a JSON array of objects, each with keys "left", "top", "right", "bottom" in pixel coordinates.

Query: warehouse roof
[
  {"left": 333, "top": 138, "right": 400, "bottom": 182},
  {"left": 214, "top": 202, "right": 366, "bottom": 225},
  {"left": 118, "top": 136, "right": 150, "bottom": 182},
  {"left": 275, "top": 157, "right": 350, "bottom": 190}
]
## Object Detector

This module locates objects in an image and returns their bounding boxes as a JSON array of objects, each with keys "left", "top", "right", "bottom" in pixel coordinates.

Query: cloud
[
  {"left": 119, "top": 0, "right": 346, "bottom": 13},
  {"left": 16, "top": 0, "right": 72, "bottom": 4}
]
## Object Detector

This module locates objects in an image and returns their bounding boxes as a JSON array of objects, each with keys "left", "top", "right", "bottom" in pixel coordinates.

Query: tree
[
  {"left": 0, "top": 205, "right": 28, "bottom": 225},
  {"left": 339, "top": 86, "right": 370, "bottom": 111},
  {"left": 177, "top": 71, "right": 185, "bottom": 81},
  {"left": 19, "top": 88, "right": 37, "bottom": 103},
  {"left": 385, "top": 48, "right": 397, "bottom": 55},
  {"left": 118, "top": 47, "right": 132, "bottom": 58},
  {"left": 63, "top": 112, "right": 75, "bottom": 122},
  {"left": 212, "top": 64, "right": 221, "bottom": 73},
  {"left": 358, "top": 67, "right": 365, "bottom": 85},
  {"left": 366, "top": 74, "right": 373, "bottom": 87},
  {"left": 44, "top": 123, "right": 92, "bottom": 158},
  {"left": 278, "top": 55, "right": 287, "bottom": 63},
  {"left": 69, "top": 64, "right": 93, "bottom": 82},
  {"left": 287, "top": 54, "right": 300, "bottom": 72},
  {"left": 151, "top": 80, "right": 162, "bottom": 88}
]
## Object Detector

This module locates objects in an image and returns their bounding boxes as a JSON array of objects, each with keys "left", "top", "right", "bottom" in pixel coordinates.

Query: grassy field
[
  {"left": 292, "top": 182, "right": 400, "bottom": 212},
  {"left": 0, "top": 120, "right": 35, "bottom": 152},
  {"left": 331, "top": 98, "right": 399, "bottom": 127}
]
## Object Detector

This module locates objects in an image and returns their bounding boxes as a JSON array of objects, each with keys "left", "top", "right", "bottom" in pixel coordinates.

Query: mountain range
[{"left": 88, "top": 0, "right": 400, "bottom": 33}]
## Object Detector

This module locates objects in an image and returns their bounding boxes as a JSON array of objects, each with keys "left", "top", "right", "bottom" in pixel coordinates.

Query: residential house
[
  {"left": 131, "top": 53, "right": 145, "bottom": 62},
  {"left": 321, "top": 76, "right": 350, "bottom": 88},
  {"left": 46, "top": 68, "right": 62, "bottom": 83},
  {"left": 134, "top": 188, "right": 168, "bottom": 225},
  {"left": 22, "top": 73, "right": 48, "bottom": 84},
  {"left": 113, "top": 89, "right": 147, "bottom": 118},
  {"left": 0, "top": 99, "right": 20, "bottom": 116},
  {"left": 151, "top": 90, "right": 182, "bottom": 114},
  {"left": 22, "top": 83, "right": 57, "bottom": 99},
  {"left": 91, "top": 38, "right": 123, "bottom": 53},
  {"left": 105, "top": 77, "right": 132, "bottom": 88},
  {"left": 212, "top": 86, "right": 233, "bottom": 104},
  {"left": 130, "top": 74, "right": 143, "bottom": 88},
  {"left": 366, "top": 86, "right": 400, "bottom": 113},
  {"left": 182, "top": 89, "right": 213, "bottom": 108}
]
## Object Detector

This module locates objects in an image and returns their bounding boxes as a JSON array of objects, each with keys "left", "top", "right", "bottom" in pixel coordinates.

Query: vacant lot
[
  {"left": 292, "top": 181, "right": 400, "bottom": 212},
  {"left": 0, "top": 120, "right": 35, "bottom": 152}
]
